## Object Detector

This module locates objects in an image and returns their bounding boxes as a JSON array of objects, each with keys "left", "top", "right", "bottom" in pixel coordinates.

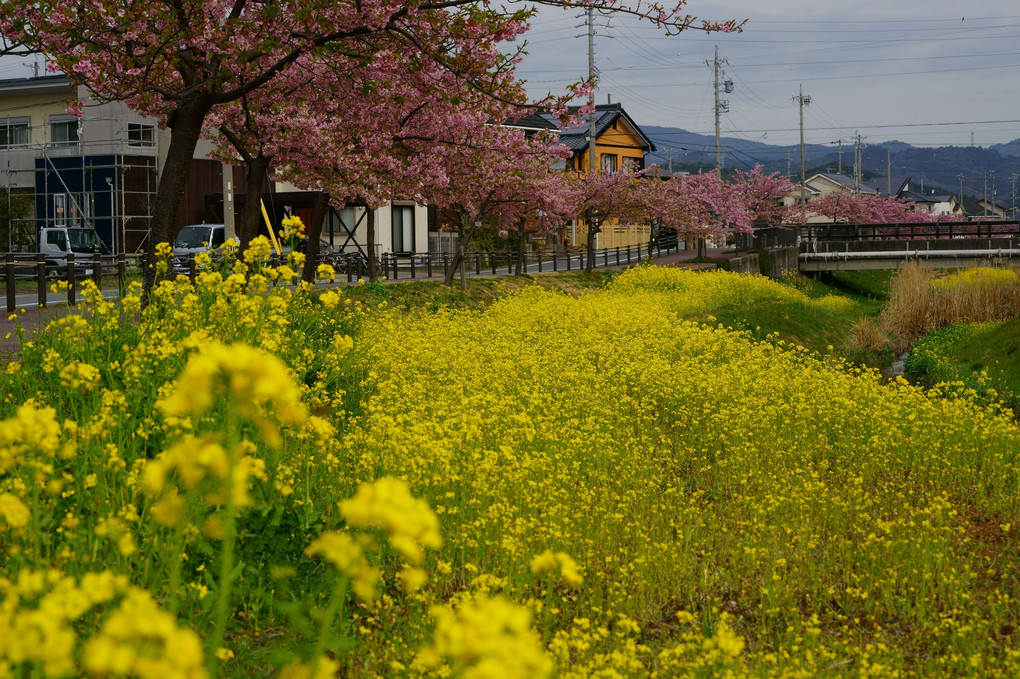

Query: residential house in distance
[
  {"left": 538, "top": 103, "right": 656, "bottom": 248},
  {"left": 863, "top": 176, "right": 960, "bottom": 216},
  {"left": 784, "top": 172, "right": 877, "bottom": 223},
  {"left": 961, "top": 197, "right": 1010, "bottom": 220},
  {"left": 1, "top": 73, "right": 428, "bottom": 258}
]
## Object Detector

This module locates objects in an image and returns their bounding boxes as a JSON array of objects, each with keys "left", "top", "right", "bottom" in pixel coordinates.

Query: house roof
[
  {"left": 0, "top": 74, "right": 74, "bottom": 96},
  {"left": 863, "top": 176, "right": 910, "bottom": 197},
  {"left": 502, "top": 112, "right": 559, "bottom": 132},
  {"left": 901, "top": 190, "right": 954, "bottom": 204},
  {"left": 806, "top": 172, "right": 878, "bottom": 194},
  {"left": 536, "top": 103, "right": 656, "bottom": 153}
]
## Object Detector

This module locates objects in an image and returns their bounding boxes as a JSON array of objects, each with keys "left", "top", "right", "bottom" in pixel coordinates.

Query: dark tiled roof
[
  {"left": 901, "top": 191, "right": 953, "bottom": 203},
  {"left": 503, "top": 113, "right": 558, "bottom": 131},
  {"left": 0, "top": 74, "right": 73, "bottom": 94},
  {"left": 536, "top": 103, "right": 656, "bottom": 153},
  {"left": 863, "top": 176, "right": 910, "bottom": 197}
]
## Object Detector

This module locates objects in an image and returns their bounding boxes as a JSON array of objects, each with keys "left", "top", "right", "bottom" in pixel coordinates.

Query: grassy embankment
[
  {"left": 5, "top": 255, "right": 1020, "bottom": 677},
  {"left": 345, "top": 266, "right": 896, "bottom": 369},
  {"left": 896, "top": 266, "right": 1020, "bottom": 412}
]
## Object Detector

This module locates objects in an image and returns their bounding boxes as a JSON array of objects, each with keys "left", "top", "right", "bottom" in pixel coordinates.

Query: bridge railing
[{"left": 797, "top": 220, "right": 1020, "bottom": 242}]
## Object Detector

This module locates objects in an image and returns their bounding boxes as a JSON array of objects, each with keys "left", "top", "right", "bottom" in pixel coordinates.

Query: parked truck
[
  {"left": 38, "top": 226, "right": 106, "bottom": 267},
  {"left": 9, "top": 227, "right": 107, "bottom": 278}
]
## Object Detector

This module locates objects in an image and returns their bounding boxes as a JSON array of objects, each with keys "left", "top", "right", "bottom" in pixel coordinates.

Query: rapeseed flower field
[{"left": 1, "top": 240, "right": 1019, "bottom": 677}]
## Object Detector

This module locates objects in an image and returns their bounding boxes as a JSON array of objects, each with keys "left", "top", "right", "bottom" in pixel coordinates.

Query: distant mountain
[
  {"left": 991, "top": 139, "right": 1020, "bottom": 158},
  {"left": 640, "top": 124, "right": 1020, "bottom": 206}
]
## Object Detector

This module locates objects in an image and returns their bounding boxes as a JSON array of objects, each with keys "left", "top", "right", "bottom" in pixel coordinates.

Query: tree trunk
[
  {"left": 697, "top": 237, "right": 707, "bottom": 259},
  {"left": 443, "top": 244, "right": 463, "bottom": 288},
  {"left": 237, "top": 154, "right": 271, "bottom": 251},
  {"left": 301, "top": 191, "right": 330, "bottom": 283},
  {"left": 365, "top": 206, "right": 377, "bottom": 281},
  {"left": 143, "top": 95, "right": 213, "bottom": 293},
  {"left": 442, "top": 213, "right": 474, "bottom": 289},
  {"left": 586, "top": 221, "right": 599, "bottom": 273},
  {"left": 514, "top": 219, "right": 526, "bottom": 276}
]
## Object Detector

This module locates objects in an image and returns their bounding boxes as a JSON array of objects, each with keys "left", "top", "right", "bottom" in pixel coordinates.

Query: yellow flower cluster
[
  {"left": 58, "top": 361, "right": 101, "bottom": 389},
  {"left": 418, "top": 593, "right": 553, "bottom": 679},
  {"left": 281, "top": 215, "right": 307, "bottom": 241},
  {"left": 305, "top": 531, "right": 379, "bottom": 601},
  {"left": 530, "top": 549, "right": 583, "bottom": 587},
  {"left": 340, "top": 476, "right": 442, "bottom": 565},
  {"left": 157, "top": 342, "right": 307, "bottom": 447},
  {"left": 0, "top": 569, "right": 202, "bottom": 678},
  {"left": 82, "top": 588, "right": 206, "bottom": 679}
]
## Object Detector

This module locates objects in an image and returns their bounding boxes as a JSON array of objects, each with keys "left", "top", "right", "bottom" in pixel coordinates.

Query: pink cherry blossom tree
[
  {"left": 421, "top": 124, "right": 572, "bottom": 288},
  {"left": 568, "top": 169, "right": 649, "bottom": 272},
  {"left": 0, "top": 0, "right": 741, "bottom": 291},
  {"left": 730, "top": 165, "right": 796, "bottom": 228},
  {"left": 810, "top": 191, "right": 919, "bottom": 224},
  {"left": 640, "top": 170, "right": 755, "bottom": 257}
]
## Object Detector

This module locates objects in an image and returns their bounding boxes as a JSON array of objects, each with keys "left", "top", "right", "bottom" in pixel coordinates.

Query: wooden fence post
[
  {"left": 66, "top": 253, "right": 76, "bottom": 307},
  {"left": 37, "top": 254, "right": 46, "bottom": 308},
  {"left": 118, "top": 254, "right": 127, "bottom": 298},
  {"left": 5, "top": 253, "right": 15, "bottom": 313}
]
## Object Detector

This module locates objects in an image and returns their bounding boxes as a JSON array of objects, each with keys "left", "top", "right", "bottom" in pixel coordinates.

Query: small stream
[{"left": 882, "top": 352, "right": 910, "bottom": 379}]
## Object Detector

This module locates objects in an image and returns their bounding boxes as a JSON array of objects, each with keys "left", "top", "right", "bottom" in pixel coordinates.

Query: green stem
[
  {"left": 206, "top": 428, "right": 239, "bottom": 675},
  {"left": 311, "top": 576, "right": 349, "bottom": 671}
]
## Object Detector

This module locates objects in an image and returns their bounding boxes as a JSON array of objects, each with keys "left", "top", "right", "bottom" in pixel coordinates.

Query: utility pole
[
  {"left": 853, "top": 132, "right": 864, "bottom": 193},
  {"left": 991, "top": 170, "right": 997, "bottom": 216},
  {"left": 793, "top": 85, "right": 811, "bottom": 202},
  {"left": 984, "top": 169, "right": 988, "bottom": 217},
  {"left": 707, "top": 46, "right": 729, "bottom": 171},
  {"left": 1011, "top": 172, "right": 1018, "bottom": 218},
  {"left": 585, "top": 7, "right": 600, "bottom": 262},
  {"left": 887, "top": 147, "right": 892, "bottom": 197},
  {"left": 668, "top": 147, "right": 673, "bottom": 173},
  {"left": 587, "top": 8, "right": 597, "bottom": 176}
]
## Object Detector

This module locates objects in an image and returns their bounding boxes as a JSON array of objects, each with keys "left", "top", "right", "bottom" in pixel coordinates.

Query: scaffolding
[{"left": 3, "top": 144, "right": 158, "bottom": 254}]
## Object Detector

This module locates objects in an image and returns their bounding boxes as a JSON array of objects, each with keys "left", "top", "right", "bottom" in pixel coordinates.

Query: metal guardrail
[
  {"left": 379, "top": 239, "right": 680, "bottom": 281},
  {"left": 796, "top": 220, "right": 1020, "bottom": 242},
  {"left": 4, "top": 239, "right": 683, "bottom": 312},
  {"left": 4, "top": 252, "right": 135, "bottom": 313}
]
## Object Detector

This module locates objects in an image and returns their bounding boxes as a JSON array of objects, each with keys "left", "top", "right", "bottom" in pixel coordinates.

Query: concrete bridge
[
  {"left": 800, "top": 237, "right": 1020, "bottom": 272},
  {"left": 741, "top": 221, "right": 1020, "bottom": 273}
]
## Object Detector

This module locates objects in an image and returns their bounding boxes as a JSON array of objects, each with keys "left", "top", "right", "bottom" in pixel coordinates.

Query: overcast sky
[
  {"left": 2, "top": 2, "right": 1016, "bottom": 153},
  {"left": 509, "top": 1, "right": 1020, "bottom": 151}
]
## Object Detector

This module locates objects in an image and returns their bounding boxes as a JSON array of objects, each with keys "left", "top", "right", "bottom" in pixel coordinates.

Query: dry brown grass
[
  {"left": 847, "top": 317, "right": 892, "bottom": 353},
  {"left": 876, "top": 263, "right": 1020, "bottom": 352}
]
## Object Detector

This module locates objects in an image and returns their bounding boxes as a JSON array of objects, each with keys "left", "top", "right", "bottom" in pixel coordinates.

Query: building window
[
  {"left": 600, "top": 153, "right": 617, "bottom": 174},
  {"left": 392, "top": 204, "right": 415, "bottom": 253},
  {"left": 621, "top": 156, "right": 643, "bottom": 173},
  {"left": 50, "top": 119, "right": 79, "bottom": 146},
  {"left": 128, "top": 122, "right": 155, "bottom": 148},
  {"left": 0, "top": 118, "right": 29, "bottom": 148}
]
